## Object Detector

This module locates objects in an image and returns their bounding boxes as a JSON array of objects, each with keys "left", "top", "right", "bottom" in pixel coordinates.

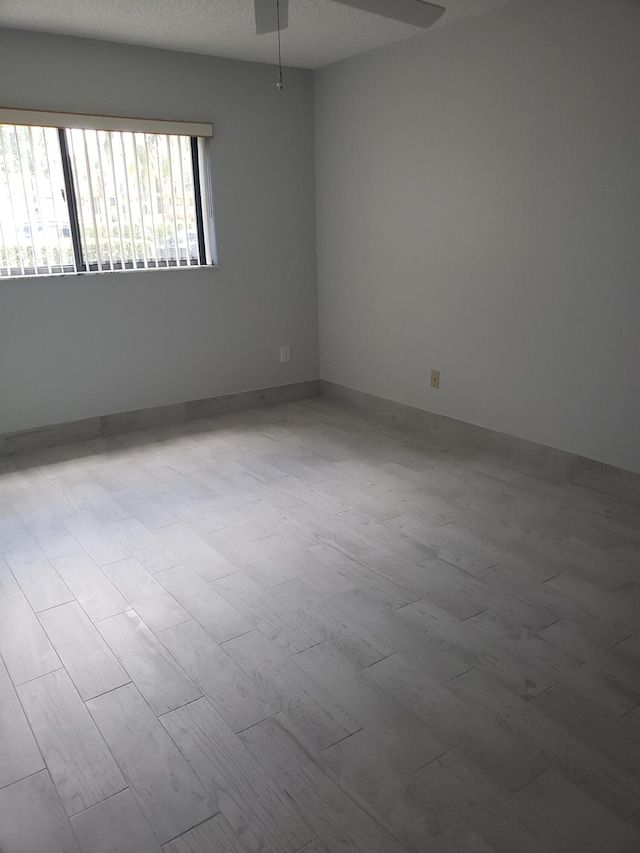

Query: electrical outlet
[
  {"left": 280, "top": 345, "right": 291, "bottom": 364},
  {"left": 430, "top": 370, "right": 440, "bottom": 389}
]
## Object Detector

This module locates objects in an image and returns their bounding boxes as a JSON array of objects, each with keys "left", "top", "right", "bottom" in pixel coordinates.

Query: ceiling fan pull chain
[{"left": 276, "top": 0, "right": 284, "bottom": 90}]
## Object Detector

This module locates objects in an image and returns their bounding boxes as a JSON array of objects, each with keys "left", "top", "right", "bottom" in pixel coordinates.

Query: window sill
[{"left": 0, "top": 264, "right": 220, "bottom": 282}]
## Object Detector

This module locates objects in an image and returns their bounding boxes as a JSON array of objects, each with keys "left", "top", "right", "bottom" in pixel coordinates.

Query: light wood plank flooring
[{"left": 1, "top": 396, "right": 640, "bottom": 852}]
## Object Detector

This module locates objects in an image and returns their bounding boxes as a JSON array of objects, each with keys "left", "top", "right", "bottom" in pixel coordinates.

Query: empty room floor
[{"left": 1, "top": 396, "right": 640, "bottom": 852}]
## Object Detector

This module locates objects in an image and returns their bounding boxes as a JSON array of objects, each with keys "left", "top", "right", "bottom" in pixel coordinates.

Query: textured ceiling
[{"left": 0, "top": 0, "right": 519, "bottom": 69}]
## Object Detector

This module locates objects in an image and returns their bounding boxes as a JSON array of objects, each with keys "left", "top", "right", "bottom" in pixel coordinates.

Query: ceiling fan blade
[
  {"left": 330, "top": 0, "right": 445, "bottom": 29},
  {"left": 254, "top": 0, "right": 289, "bottom": 35}
]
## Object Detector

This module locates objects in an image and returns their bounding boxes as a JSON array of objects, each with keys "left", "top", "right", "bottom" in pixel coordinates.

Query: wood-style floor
[{"left": 1, "top": 396, "right": 640, "bottom": 852}]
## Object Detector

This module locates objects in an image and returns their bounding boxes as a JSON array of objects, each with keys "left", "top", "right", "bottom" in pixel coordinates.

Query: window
[{"left": 0, "top": 108, "right": 216, "bottom": 277}]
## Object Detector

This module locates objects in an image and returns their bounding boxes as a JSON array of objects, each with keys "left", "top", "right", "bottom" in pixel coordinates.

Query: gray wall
[
  {"left": 315, "top": 0, "right": 640, "bottom": 473},
  {"left": 0, "top": 28, "right": 318, "bottom": 433}
]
